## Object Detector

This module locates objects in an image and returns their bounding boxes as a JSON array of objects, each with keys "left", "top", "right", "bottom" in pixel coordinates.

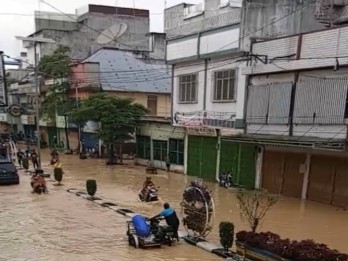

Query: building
[
  {"left": 69, "top": 47, "right": 185, "bottom": 170},
  {"left": 240, "top": 0, "right": 348, "bottom": 52},
  {"left": 242, "top": 24, "right": 348, "bottom": 208},
  {"left": 21, "top": 4, "right": 151, "bottom": 68},
  {"left": 164, "top": 0, "right": 257, "bottom": 185}
]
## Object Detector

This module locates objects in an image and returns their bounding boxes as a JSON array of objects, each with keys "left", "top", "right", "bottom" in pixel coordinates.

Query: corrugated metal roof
[{"left": 84, "top": 49, "right": 171, "bottom": 94}]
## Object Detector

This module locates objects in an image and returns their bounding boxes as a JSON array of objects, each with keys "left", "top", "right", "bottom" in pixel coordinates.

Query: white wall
[
  {"left": 166, "top": 36, "right": 198, "bottom": 61},
  {"left": 200, "top": 27, "right": 239, "bottom": 55}
]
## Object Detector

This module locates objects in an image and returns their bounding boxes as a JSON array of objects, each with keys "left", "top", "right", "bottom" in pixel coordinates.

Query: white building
[
  {"left": 164, "top": 1, "right": 258, "bottom": 187},
  {"left": 242, "top": 25, "right": 348, "bottom": 208}
]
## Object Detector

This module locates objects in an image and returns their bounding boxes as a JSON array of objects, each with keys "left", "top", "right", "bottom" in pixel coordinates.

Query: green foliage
[
  {"left": 39, "top": 46, "right": 72, "bottom": 120},
  {"left": 236, "top": 189, "right": 279, "bottom": 233},
  {"left": 69, "top": 93, "right": 148, "bottom": 144},
  {"left": 39, "top": 45, "right": 70, "bottom": 78},
  {"left": 219, "top": 222, "right": 234, "bottom": 251}
]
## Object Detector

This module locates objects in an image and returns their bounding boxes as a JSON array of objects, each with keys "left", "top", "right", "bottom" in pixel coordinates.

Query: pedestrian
[
  {"left": 31, "top": 150, "right": 39, "bottom": 169},
  {"left": 17, "top": 150, "right": 24, "bottom": 167},
  {"left": 165, "top": 154, "right": 171, "bottom": 172}
]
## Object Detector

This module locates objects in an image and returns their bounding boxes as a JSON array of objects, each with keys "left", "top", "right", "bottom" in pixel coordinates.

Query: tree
[
  {"left": 39, "top": 46, "right": 74, "bottom": 120},
  {"left": 69, "top": 93, "right": 148, "bottom": 164},
  {"left": 236, "top": 189, "right": 279, "bottom": 233}
]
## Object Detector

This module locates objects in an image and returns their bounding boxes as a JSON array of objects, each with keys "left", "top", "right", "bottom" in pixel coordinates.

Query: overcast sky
[{"left": 0, "top": 0, "right": 201, "bottom": 57}]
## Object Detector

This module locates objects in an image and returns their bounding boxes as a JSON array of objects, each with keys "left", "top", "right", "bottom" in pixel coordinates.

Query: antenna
[{"left": 96, "top": 23, "right": 128, "bottom": 45}]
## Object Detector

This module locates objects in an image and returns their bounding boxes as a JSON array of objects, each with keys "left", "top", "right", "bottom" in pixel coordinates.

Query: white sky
[{"left": 0, "top": 0, "right": 201, "bottom": 57}]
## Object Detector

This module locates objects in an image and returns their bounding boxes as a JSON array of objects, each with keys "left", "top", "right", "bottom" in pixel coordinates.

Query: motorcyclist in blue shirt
[{"left": 151, "top": 203, "right": 180, "bottom": 241}]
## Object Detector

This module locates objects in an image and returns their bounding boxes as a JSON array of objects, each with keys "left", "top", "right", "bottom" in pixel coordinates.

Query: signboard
[
  {"left": 82, "top": 121, "right": 99, "bottom": 133},
  {"left": 173, "top": 111, "right": 236, "bottom": 129},
  {"left": 186, "top": 128, "right": 217, "bottom": 137},
  {"left": 0, "top": 113, "right": 7, "bottom": 122}
]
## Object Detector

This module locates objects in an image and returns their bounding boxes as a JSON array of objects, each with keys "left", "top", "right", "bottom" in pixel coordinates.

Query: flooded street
[{"left": 1, "top": 151, "right": 348, "bottom": 260}]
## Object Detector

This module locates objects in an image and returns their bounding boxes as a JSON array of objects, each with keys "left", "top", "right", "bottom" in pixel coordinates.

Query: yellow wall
[
  {"left": 70, "top": 89, "right": 171, "bottom": 118},
  {"left": 110, "top": 92, "right": 171, "bottom": 118}
]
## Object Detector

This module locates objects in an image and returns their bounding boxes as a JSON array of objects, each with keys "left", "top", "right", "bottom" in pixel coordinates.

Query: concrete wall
[
  {"left": 240, "top": 0, "right": 326, "bottom": 51},
  {"left": 70, "top": 62, "right": 101, "bottom": 88},
  {"left": 164, "top": 1, "right": 240, "bottom": 38},
  {"left": 25, "top": 7, "right": 150, "bottom": 64},
  {"left": 149, "top": 33, "right": 166, "bottom": 60}
]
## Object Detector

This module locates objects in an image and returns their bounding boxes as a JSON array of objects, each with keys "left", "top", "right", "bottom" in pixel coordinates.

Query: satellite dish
[{"left": 96, "top": 23, "right": 128, "bottom": 45}]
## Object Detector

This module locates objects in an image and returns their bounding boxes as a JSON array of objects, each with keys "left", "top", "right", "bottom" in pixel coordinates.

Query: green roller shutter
[
  {"left": 187, "top": 136, "right": 217, "bottom": 181},
  {"left": 238, "top": 144, "right": 256, "bottom": 189},
  {"left": 219, "top": 140, "right": 257, "bottom": 188},
  {"left": 201, "top": 137, "right": 217, "bottom": 181},
  {"left": 187, "top": 136, "right": 201, "bottom": 177},
  {"left": 47, "top": 127, "right": 57, "bottom": 148},
  {"left": 220, "top": 141, "right": 239, "bottom": 184}
]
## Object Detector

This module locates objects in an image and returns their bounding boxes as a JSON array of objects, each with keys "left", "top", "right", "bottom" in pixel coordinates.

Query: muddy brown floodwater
[{"left": 1, "top": 150, "right": 348, "bottom": 261}]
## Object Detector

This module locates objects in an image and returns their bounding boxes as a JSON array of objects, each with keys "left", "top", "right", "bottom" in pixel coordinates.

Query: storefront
[
  {"left": 261, "top": 146, "right": 348, "bottom": 208},
  {"left": 136, "top": 120, "right": 185, "bottom": 172}
]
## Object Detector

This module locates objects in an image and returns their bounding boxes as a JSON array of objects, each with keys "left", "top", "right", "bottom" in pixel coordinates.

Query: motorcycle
[
  {"left": 138, "top": 186, "right": 159, "bottom": 202},
  {"left": 31, "top": 181, "right": 48, "bottom": 194},
  {"left": 219, "top": 172, "right": 233, "bottom": 188},
  {"left": 31, "top": 172, "right": 48, "bottom": 194},
  {"left": 149, "top": 217, "right": 176, "bottom": 246}
]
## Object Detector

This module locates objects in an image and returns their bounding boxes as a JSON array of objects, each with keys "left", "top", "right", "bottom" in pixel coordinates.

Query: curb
[{"left": 67, "top": 189, "right": 243, "bottom": 260}]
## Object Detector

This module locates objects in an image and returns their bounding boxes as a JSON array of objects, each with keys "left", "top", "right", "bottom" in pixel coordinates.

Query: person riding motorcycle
[
  {"left": 31, "top": 171, "right": 47, "bottom": 193},
  {"left": 151, "top": 203, "right": 180, "bottom": 241},
  {"left": 141, "top": 177, "right": 155, "bottom": 200}
]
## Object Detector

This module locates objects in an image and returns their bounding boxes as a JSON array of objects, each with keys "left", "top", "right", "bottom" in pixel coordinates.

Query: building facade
[
  {"left": 21, "top": 4, "right": 151, "bottom": 68},
  {"left": 242, "top": 25, "right": 348, "bottom": 208},
  {"left": 69, "top": 47, "right": 184, "bottom": 169},
  {"left": 164, "top": 1, "right": 257, "bottom": 185}
]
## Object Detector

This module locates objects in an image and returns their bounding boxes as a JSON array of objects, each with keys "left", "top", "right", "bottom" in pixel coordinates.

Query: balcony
[{"left": 173, "top": 111, "right": 236, "bottom": 129}]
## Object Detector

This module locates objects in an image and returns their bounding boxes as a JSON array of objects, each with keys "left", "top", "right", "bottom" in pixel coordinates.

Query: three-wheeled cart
[{"left": 126, "top": 220, "right": 161, "bottom": 249}]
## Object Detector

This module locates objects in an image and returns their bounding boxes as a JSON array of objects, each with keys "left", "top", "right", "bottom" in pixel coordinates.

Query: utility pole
[
  {"left": 15, "top": 36, "right": 56, "bottom": 169},
  {"left": 0, "top": 51, "right": 8, "bottom": 107},
  {"left": 330, "top": 0, "right": 334, "bottom": 27}
]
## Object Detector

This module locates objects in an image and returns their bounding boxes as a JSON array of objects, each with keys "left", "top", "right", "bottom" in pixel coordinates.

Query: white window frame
[
  {"left": 213, "top": 69, "right": 236, "bottom": 102},
  {"left": 178, "top": 74, "right": 198, "bottom": 103}
]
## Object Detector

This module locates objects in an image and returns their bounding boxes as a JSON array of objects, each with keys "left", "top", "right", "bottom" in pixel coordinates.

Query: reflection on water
[{"left": 0, "top": 151, "right": 347, "bottom": 260}]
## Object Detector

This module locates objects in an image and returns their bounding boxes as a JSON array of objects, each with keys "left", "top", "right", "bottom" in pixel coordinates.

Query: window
[
  {"left": 153, "top": 140, "right": 168, "bottom": 161},
  {"left": 136, "top": 135, "right": 151, "bottom": 159},
  {"left": 214, "top": 70, "right": 236, "bottom": 101},
  {"left": 147, "top": 95, "right": 158, "bottom": 116},
  {"left": 169, "top": 139, "right": 184, "bottom": 165},
  {"left": 179, "top": 74, "right": 197, "bottom": 103}
]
